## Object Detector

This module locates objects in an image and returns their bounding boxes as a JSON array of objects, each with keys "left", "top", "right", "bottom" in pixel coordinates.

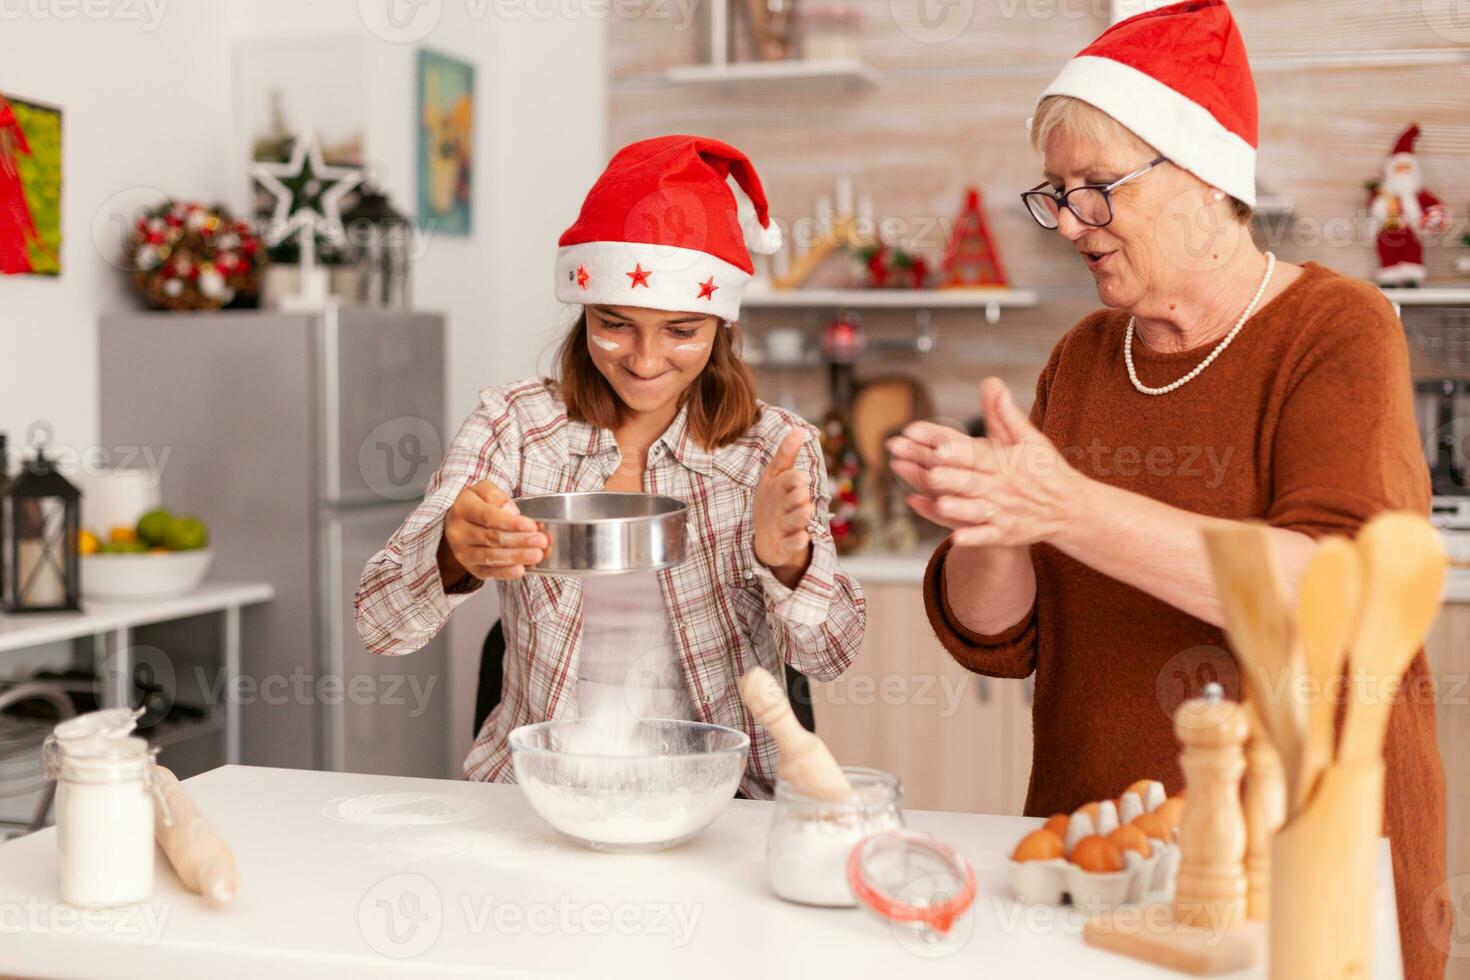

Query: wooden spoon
[
  {"left": 1202, "top": 524, "right": 1304, "bottom": 805},
  {"left": 738, "top": 667, "right": 854, "bottom": 801},
  {"left": 1294, "top": 536, "right": 1361, "bottom": 811},
  {"left": 1338, "top": 513, "right": 1447, "bottom": 766}
]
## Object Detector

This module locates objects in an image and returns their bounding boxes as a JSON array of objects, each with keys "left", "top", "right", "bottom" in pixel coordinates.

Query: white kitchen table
[{"left": 0, "top": 765, "right": 1403, "bottom": 979}]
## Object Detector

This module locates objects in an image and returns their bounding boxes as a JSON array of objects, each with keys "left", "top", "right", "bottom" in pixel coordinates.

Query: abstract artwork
[
  {"left": 0, "top": 93, "right": 62, "bottom": 276},
  {"left": 416, "top": 49, "right": 474, "bottom": 237}
]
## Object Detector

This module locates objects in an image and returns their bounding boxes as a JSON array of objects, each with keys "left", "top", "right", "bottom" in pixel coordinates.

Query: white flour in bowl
[{"left": 518, "top": 778, "right": 731, "bottom": 848}]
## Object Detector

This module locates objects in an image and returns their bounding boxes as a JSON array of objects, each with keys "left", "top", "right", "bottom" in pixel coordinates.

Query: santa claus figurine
[{"left": 1369, "top": 123, "right": 1449, "bottom": 287}]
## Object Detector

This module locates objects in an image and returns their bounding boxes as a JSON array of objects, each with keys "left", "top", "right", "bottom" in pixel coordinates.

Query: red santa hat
[
  {"left": 1036, "top": 0, "right": 1258, "bottom": 207},
  {"left": 555, "top": 135, "right": 782, "bottom": 323},
  {"left": 1391, "top": 124, "right": 1420, "bottom": 156}
]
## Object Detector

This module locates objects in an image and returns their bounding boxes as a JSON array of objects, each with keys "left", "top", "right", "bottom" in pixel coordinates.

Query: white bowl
[
  {"left": 509, "top": 719, "right": 748, "bottom": 852},
  {"left": 82, "top": 549, "right": 214, "bottom": 601}
]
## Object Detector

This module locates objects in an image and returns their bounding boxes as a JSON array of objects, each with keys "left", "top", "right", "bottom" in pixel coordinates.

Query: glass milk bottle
[{"left": 44, "top": 734, "right": 158, "bottom": 908}]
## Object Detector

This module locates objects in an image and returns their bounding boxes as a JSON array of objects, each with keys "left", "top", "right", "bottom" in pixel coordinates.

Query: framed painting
[
  {"left": 0, "top": 94, "right": 62, "bottom": 276},
  {"left": 416, "top": 49, "right": 474, "bottom": 237}
]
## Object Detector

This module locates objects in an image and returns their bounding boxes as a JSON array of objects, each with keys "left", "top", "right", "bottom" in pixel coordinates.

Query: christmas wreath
[{"left": 123, "top": 201, "right": 266, "bottom": 311}]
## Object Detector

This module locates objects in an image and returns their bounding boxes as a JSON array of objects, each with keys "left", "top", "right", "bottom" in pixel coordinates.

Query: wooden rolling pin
[
  {"left": 738, "top": 667, "right": 854, "bottom": 801},
  {"left": 153, "top": 765, "right": 237, "bottom": 908}
]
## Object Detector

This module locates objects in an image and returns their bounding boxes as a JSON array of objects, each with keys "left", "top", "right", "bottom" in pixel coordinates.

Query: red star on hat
[
  {"left": 626, "top": 264, "right": 651, "bottom": 288},
  {"left": 575, "top": 264, "right": 590, "bottom": 289},
  {"left": 697, "top": 277, "right": 718, "bottom": 300}
]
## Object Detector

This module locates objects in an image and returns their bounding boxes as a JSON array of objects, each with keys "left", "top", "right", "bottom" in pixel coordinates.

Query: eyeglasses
[{"left": 1020, "top": 156, "right": 1169, "bottom": 230}]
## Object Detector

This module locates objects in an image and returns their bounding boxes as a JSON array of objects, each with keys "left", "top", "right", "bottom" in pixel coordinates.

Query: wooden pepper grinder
[
  {"left": 1173, "top": 683, "right": 1250, "bottom": 933},
  {"left": 1242, "top": 703, "right": 1286, "bottom": 922}
]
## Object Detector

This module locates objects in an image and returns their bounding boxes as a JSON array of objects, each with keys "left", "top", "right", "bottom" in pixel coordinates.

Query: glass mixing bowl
[{"left": 509, "top": 719, "right": 749, "bottom": 852}]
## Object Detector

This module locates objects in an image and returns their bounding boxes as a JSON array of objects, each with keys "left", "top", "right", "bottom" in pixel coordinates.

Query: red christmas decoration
[{"left": 941, "top": 187, "right": 1009, "bottom": 289}]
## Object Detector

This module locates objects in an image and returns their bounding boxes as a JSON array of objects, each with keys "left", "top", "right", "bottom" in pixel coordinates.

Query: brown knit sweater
[{"left": 923, "top": 262, "right": 1451, "bottom": 979}]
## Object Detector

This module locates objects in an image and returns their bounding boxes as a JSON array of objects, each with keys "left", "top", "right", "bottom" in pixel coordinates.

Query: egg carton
[
  {"left": 1006, "top": 784, "right": 1180, "bottom": 912},
  {"left": 1007, "top": 839, "right": 1179, "bottom": 910}
]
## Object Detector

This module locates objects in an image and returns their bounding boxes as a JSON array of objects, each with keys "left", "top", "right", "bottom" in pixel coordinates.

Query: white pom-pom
[{"left": 747, "top": 218, "right": 783, "bottom": 256}]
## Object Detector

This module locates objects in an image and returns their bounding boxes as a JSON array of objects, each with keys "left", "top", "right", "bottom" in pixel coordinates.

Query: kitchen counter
[{"left": 0, "top": 765, "right": 1403, "bottom": 979}]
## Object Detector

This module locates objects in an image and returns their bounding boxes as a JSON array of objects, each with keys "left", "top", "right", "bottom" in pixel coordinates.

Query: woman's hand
[
  {"left": 888, "top": 378, "right": 1084, "bottom": 548},
  {"left": 753, "top": 429, "right": 815, "bottom": 585},
  {"left": 437, "top": 481, "right": 548, "bottom": 585}
]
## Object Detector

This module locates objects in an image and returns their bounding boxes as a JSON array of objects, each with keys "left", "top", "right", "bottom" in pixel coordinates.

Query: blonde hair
[{"left": 1030, "top": 95, "right": 1253, "bottom": 224}]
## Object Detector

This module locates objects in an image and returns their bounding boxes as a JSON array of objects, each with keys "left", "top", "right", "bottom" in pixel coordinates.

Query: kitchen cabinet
[{"left": 811, "top": 581, "right": 1032, "bottom": 815}]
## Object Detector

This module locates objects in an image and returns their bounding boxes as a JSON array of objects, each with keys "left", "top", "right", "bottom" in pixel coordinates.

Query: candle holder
[{"left": 2, "top": 423, "right": 82, "bottom": 614}]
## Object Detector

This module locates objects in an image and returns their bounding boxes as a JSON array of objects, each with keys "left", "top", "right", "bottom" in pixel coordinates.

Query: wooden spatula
[
  {"left": 1202, "top": 524, "right": 1304, "bottom": 804},
  {"left": 738, "top": 667, "right": 854, "bottom": 801},
  {"left": 1338, "top": 513, "right": 1446, "bottom": 766},
  {"left": 1294, "top": 536, "right": 1361, "bottom": 811}
]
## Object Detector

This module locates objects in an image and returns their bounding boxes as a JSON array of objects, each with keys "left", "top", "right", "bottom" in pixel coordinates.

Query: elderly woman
[{"left": 888, "top": 3, "right": 1450, "bottom": 977}]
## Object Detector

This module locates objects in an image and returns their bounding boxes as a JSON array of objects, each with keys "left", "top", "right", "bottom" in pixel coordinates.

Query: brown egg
[
  {"left": 1012, "top": 829, "right": 1066, "bottom": 863},
  {"left": 1157, "top": 796, "right": 1187, "bottom": 830},
  {"left": 1043, "top": 813, "right": 1069, "bottom": 838},
  {"left": 1076, "top": 801, "right": 1101, "bottom": 822},
  {"left": 1070, "top": 835, "right": 1126, "bottom": 873},
  {"left": 1108, "top": 824, "right": 1153, "bottom": 859},
  {"left": 1131, "top": 811, "right": 1172, "bottom": 842}
]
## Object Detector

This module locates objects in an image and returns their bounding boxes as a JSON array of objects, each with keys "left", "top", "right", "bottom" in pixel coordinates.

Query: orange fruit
[
  {"left": 1043, "top": 813, "right": 1069, "bottom": 838},
  {"left": 1012, "top": 829, "right": 1065, "bottom": 862},
  {"left": 109, "top": 525, "right": 138, "bottom": 544},
  {"left": 1108, "top": 824, "right": 1153, "bottom": 859},
  {"left": 1070, "top": 835, "right": 1125, "bottom": 873}
]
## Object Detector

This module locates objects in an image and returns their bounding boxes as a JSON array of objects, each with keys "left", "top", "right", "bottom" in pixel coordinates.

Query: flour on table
[{"left": 323, "top": 792, "right": 484, "bottom": 827}]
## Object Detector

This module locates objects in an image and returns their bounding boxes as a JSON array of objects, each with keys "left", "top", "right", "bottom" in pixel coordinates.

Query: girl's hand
[
  {"left": 887, "top": 378, "right": 1083, "bottom": 549},
  {"left": 437, "top": 481, "right": 549, "bottom": 584},
  {"left": 753, "top": 429, "right": 815, "bottom": 579}
]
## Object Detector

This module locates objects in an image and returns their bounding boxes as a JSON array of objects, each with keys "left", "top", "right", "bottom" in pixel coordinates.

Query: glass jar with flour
[
  {"left": 43, "top": 718, "right": 160, "bottom": 908},
  {"left": 767, "top": 767, "right": 904, "bottom": 907}
]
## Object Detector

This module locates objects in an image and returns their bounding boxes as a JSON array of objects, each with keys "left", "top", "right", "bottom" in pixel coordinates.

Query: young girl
[{"left": 355, "top": 135, "right": 865, "bottom": 798}]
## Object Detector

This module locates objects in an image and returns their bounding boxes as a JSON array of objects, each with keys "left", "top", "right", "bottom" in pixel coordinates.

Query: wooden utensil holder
[{"left": 1269, "top": 760, "right": 1384, "bottom": 980}]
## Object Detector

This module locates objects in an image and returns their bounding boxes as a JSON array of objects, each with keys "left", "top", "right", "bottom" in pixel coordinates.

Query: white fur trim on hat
[
  {"left": 1040, "top": 55, "right": 1257, "bottom": 207},
  {"left": 555, "top": 240, "right": 754, "bottom": 322},
  {"left": 727, "top": 175, "right": 783, "bottom": 256}
]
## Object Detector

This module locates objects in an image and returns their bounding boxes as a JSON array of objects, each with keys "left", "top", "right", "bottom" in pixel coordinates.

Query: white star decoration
[{"left": 249, "top": 131, "right": 363, "bottom": 248}]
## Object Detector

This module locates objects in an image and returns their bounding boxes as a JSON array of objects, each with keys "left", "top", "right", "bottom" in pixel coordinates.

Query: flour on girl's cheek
[
  {"left": 673, "top": 342, "right": 709, "bottom": 353},
  {"left": 589, "top": 335, "right": 621, "bottom": 352}
]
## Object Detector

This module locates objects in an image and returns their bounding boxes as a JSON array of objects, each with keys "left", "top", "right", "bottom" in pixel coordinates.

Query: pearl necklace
[{"left": 1124, "top": 252, "right": 1276, "bottom": 396}]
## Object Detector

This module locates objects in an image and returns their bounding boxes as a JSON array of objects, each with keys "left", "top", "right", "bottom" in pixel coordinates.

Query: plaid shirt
[{"left": 355, "top": 379, "right": 865, "bottom": 798}]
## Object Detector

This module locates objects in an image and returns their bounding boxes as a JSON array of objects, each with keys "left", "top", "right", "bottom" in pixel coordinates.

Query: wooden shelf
[
  {"left": 742, "top": 287, "right": 1038, "bottom": 309},
  {"left": 1381, "top": 285, "right": 1470, "bottom": 306},
  {"left": 742, "top": 286, "right": 1038, "bottom": 323},
  {"left": 664, "top": 58, "right": 879, "bottom": 92}
]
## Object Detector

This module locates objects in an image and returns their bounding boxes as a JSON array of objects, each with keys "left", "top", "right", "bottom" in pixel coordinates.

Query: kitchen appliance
[
  {"left": 515, "top": 493, "right": 688, "bottom": 577},
  {"left": 99, "top": 308, "right": 448, "bottom": 776},
  {"left": 508, "top": 718, "right": 747, "bottom": 852}
]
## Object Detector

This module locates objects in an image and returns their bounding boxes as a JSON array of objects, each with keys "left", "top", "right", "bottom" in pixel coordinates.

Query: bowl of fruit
[{"left": 80, "top": 508, "right": 213, "bottom": 601}]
